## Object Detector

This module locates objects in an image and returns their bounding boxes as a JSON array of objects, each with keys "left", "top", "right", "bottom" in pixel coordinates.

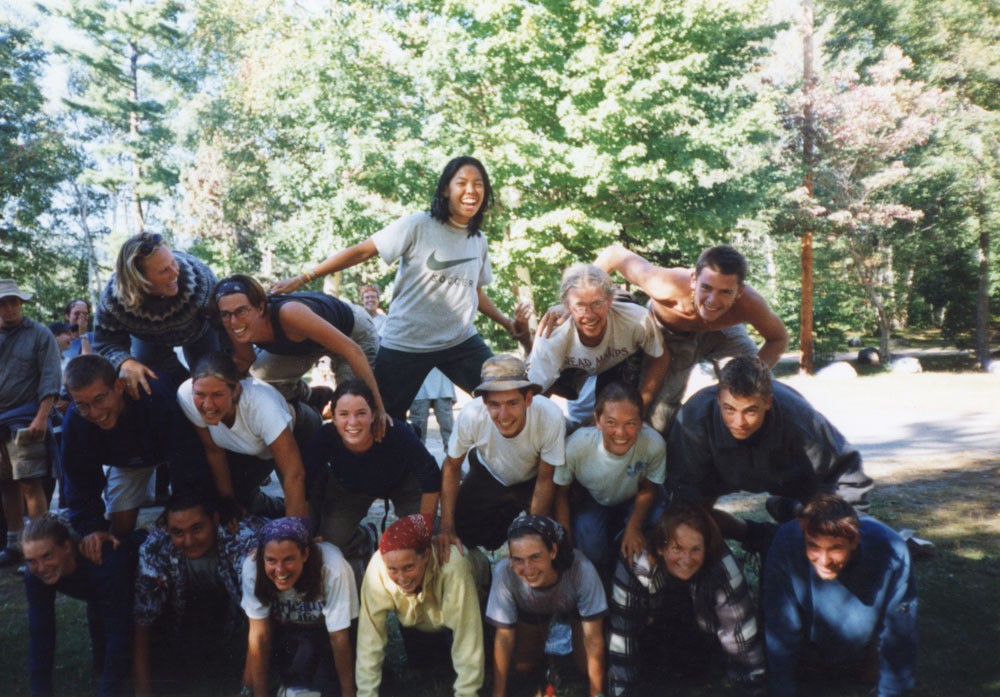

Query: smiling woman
[
  {"left": 93, "top": 232, "right": 221, "bottom": 397},
  {"left": 269, "top": 156, "right": 529, "bottom": 420},
  {"left": 356, "top": 514, "right": 486, "bottom": 697},
  {"left": 240, "top": 517, "right": 359, "bottom": 697},
  {"left": 177, "top": 352, "right": 318, "bottom": 522}
]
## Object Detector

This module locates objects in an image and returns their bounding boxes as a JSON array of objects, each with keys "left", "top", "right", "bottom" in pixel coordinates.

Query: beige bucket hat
[
  {"left": 0, "top": 279, "right": 33, "bottom": 301},
  {"left": 473, "top": 354, "right": 543, "bottom": 397}
]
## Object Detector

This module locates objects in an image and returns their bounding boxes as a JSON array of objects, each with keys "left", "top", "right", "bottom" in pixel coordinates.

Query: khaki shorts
[
  {"left": 0, "top": 435, "right": 51, "bottom": 481},
  {"left": 103, "top": 465, "right": 158, "bottom": 513}
]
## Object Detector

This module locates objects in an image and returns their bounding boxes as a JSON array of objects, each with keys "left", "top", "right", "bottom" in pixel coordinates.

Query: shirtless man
[{"left": 593, "top": 244, "right": 788, "bottom": 435}]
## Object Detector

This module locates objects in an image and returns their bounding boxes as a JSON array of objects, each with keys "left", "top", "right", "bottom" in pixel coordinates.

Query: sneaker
[
  {"left": 0, "top": 546, "right": 23, "bottom": 567},
  {"left": 305, "top": 385, "right": 334, "bottom": 410}
]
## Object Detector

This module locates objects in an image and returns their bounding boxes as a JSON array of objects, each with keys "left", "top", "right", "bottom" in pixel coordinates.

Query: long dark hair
[
  {"left": 429, "top": 156, "right": 494, "bottom": 238},
  {"left": 331, "top": 377, "right": 377, "bottom": 414},
  {"left": 254, "top": 537, "right": 325, "bottom": 606}
]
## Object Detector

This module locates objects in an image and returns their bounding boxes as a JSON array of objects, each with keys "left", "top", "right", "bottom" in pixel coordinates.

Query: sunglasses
[{"left": 138, "top": 234, "right": 165, "bottom": 257}]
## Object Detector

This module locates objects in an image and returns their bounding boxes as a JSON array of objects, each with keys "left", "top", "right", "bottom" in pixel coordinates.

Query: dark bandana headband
[
  {"left": 214, "top": 279, "right": 251, "bottom": 300},
  {"left": 507, "top": 514, "right": 565, "bottom": 548},
  {"left": 259, "top": 517, "right": 311, "bottom": 548}
]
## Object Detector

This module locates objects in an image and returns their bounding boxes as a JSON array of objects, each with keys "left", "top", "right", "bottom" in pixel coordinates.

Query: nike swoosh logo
[{"left": 426, "top": 251, "right": 477, "bottom": 270}]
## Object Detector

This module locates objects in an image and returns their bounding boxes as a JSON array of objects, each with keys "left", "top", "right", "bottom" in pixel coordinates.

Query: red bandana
[{"left": 379, "top": 514, "right": 433, "bottom": 555}]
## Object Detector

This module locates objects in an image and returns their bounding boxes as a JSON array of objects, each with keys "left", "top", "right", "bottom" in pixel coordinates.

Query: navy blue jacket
[
  {"left": 764, "top": 517, "right": 918, "bottom": 697},
  {"left": 61, "top": 376, "right": 208, "bottom": 536}
]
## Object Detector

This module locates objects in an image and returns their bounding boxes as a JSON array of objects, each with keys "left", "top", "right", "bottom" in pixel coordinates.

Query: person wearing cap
[
  {"left": 0, "top": 279, "right": 61, "bottom": 566},
  {"left": 60, "top": 354, "right": 211, "bottom": 564},
  {"left": 93, "top": 232, "right": 220, "bottom": 399},
  {"left": 486, "top": 515, "right": 607, "bottom": 697},
  {"left": 356, "top": 514, "right": 486, "bottom": 697},
  {"left": 527, "top": 263, "right": 669, "bottom": 419},
  {"left": 241, "top": 516, "right": 359, "bottom": 697},
  {"left": 133, "top": 492, "right": 265, "bottom": 697},
  {"left": 269, "top": 156, "right": 531, "bottom": 422},
  {"left": 436, "top": 355, "right": 567, "bottom": 559}
]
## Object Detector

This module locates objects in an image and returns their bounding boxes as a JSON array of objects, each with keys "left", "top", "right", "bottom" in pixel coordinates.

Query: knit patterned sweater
[{"left": 93, "top": 251, "right": 218, "bottom": 370}]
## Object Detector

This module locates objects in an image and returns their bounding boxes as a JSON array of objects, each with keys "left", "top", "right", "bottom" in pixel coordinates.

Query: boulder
[
  {"left": 857, "top": 347, "right": 881, "bottom": 365},
  {"left": 816, "top": 361, "right": 857, "bottom": 380},
  {"left": 890, "top": 356, "right": 922, "bottom": 374},
  {"left": 847, "top": 336, "right": 863, "bottom": 348}
]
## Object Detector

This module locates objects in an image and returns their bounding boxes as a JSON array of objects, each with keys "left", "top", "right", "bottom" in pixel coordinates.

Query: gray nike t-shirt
[{"left": 372, "top": 211, "right": 493, "bottom": 351}]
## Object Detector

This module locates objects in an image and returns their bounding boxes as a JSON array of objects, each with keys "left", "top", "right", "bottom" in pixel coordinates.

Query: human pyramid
[{"left": 0, "top": 156, "right": 916, "bottom": 697}]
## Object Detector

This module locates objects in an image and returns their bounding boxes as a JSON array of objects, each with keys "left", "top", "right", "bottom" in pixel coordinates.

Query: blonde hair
[
  {"left": 559, "top": 263, "right": 615, "bottom": 304},
  {"left": 113, "top": 233, "right": 169, "bottom": 308}
]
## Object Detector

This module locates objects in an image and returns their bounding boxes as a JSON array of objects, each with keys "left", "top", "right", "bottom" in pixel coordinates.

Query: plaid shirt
[
  {"left": 607, "top": 547, "right": 765, "bottom": 697},
  {"left": 134, "top": 517, "right": 264, "bottom": 628}
]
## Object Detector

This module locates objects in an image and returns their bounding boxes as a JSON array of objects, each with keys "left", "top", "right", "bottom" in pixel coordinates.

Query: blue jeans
[
  {"left": 374, "top": 334, "right": 493, "bottom": 421},
  {"left": 572, "top": 485, "right": 668, "bottom": 571},
  {"left": 131, "top": 328, "right": 222, "bottom": 384}
]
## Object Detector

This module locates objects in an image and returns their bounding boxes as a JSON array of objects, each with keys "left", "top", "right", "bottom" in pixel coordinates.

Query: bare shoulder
[
  {"left": 641, "top": 266, "right": 693, "bottom": 305},
  {"left": 731, "top": 284, "right": 786, "bottom": 332}
]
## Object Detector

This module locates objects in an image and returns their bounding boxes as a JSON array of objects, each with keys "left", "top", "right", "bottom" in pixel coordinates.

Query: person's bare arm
[
  {"left": 419, "top": 491, "right": 440, "bottom": 518},
  {"left": 246, "top": 617, "right": 271, "bottom": 697},
  {"left": 553, "top": 484, "right": 572, "bottom": 542},
  {"left": 278, "top": 301, "right": 390, "bottom": 439},
  {"left": 638, "top": 348, "right": 671, "bottom": 417},
  {"left": 133, "top": 623, "right": 155, "bottom": 697},
  {"left": 267, "top": 427, "right": 308, "bottom": 517},
  {"left": 594, "top": 245, "right": 681, "bottom": 301},
  {"left": 329, "top": 628, "right": 356, "bottom": 697},
  {"left": 27, "top": 395, "right": 55, "bottom": 440},
  {"left": 737, "top": 286, "right": 789, "bottom": 367},
  {"left": 620, "top": 479, "right": 658, "bottom": 567},
  {"left": 528, "top": 461, "right": 557, "bottom": 517},
  {"left": 491, "top": 626, "right": 516, "bottom": 697},
  {"left": 435, "top": 453, "right": 467, "bottom": 562},
  {"left": 271, "top": 239, "right": 379, "bottom": 294},
  {"left": 581, "top": 618, "right": 606, "bottom": 697},
  {"left": 476, "top": 287, "right": 523, "bottom": 340},
  {"left": 229, "top": 337, "right": 258, "bottom": 374}
]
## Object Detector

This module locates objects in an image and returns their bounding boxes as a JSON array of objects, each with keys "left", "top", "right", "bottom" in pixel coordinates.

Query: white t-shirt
[
  {"left": 554, "top": 424, "right": 667, "bottom": 506},
  {"left": 415, "top": 367, "right": 455, "bottom": 401},
  {"left": 447, "top": 395, "right": 566, "bottom": 486},
  {"left": 527, "top": 302, "right": 664, "bottom": 392},
  {"left": 372, "top": 211, "right": 493, "bottom": 352},
  {"left": 178, "top": 377, "right": 293, "bottom": 459},
  {"left": 241, "top": 542, "right": 358, "bottom": 632}
]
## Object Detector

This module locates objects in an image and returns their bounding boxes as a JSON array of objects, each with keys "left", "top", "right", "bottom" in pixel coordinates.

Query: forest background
[{"left": 1, "top": 0, "right": 998, "bottom": 369}]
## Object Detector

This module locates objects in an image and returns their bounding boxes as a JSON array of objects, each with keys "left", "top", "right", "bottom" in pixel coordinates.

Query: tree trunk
[
  {"left": 847, "top": 244, "right": 892, "bottom": 362},
  {"left": 799, "top": 0, "right": 815, "bottom": 374},
  {"left": 975, "top": 189, "right": 991, "bottom": 370},
  {"left": 72, "top": 182, "right": 102, "bottom": 309},
  {"left": 129, "top": 38, "right": 145, "bottom": 233}
]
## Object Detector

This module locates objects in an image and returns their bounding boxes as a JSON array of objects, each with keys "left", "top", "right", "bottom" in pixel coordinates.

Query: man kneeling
[
  {"left": 133, "top": 493, "right": 264, "bottom": 697},
  {"left": 764, "top": 494, "right": 917, "bottom": 697}
]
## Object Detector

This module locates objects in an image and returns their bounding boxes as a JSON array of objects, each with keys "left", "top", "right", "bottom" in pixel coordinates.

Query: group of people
[{"left": 0, "top": 155, "right": 917, "bottom": 697}]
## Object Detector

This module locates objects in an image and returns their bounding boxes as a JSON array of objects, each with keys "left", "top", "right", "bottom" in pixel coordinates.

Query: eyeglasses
[
  {"left": 568, "top": 298, "right": 609, "bottom": 315},
  {"left": 74, "top": 390, "right": 113, "bottom": 415},
  {"left": 138, "top": 234, "right": 165, "bottom": 257},
  {"left": 219, "top": 305, "right": 253, "bottom": 323}
]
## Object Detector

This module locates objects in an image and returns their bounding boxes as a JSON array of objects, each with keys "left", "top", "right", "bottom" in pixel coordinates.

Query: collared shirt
[
  {"left": 607, "top": 548, "right": 764, "bottom": 697},
  {"left": 764, "top": 517, "right": 918, "bottom": 697},
  {"left": 0, "top": 317, "right": 61, "bottom": 411},
  {"left": 356, "top": 546, "right": 484, "bottom": 697},
  {"left": 133, "top": 518, "right": 264, "bottom": 629},
  {"left": 667, "top": 381, "right": 873, "bottom": 509}
]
